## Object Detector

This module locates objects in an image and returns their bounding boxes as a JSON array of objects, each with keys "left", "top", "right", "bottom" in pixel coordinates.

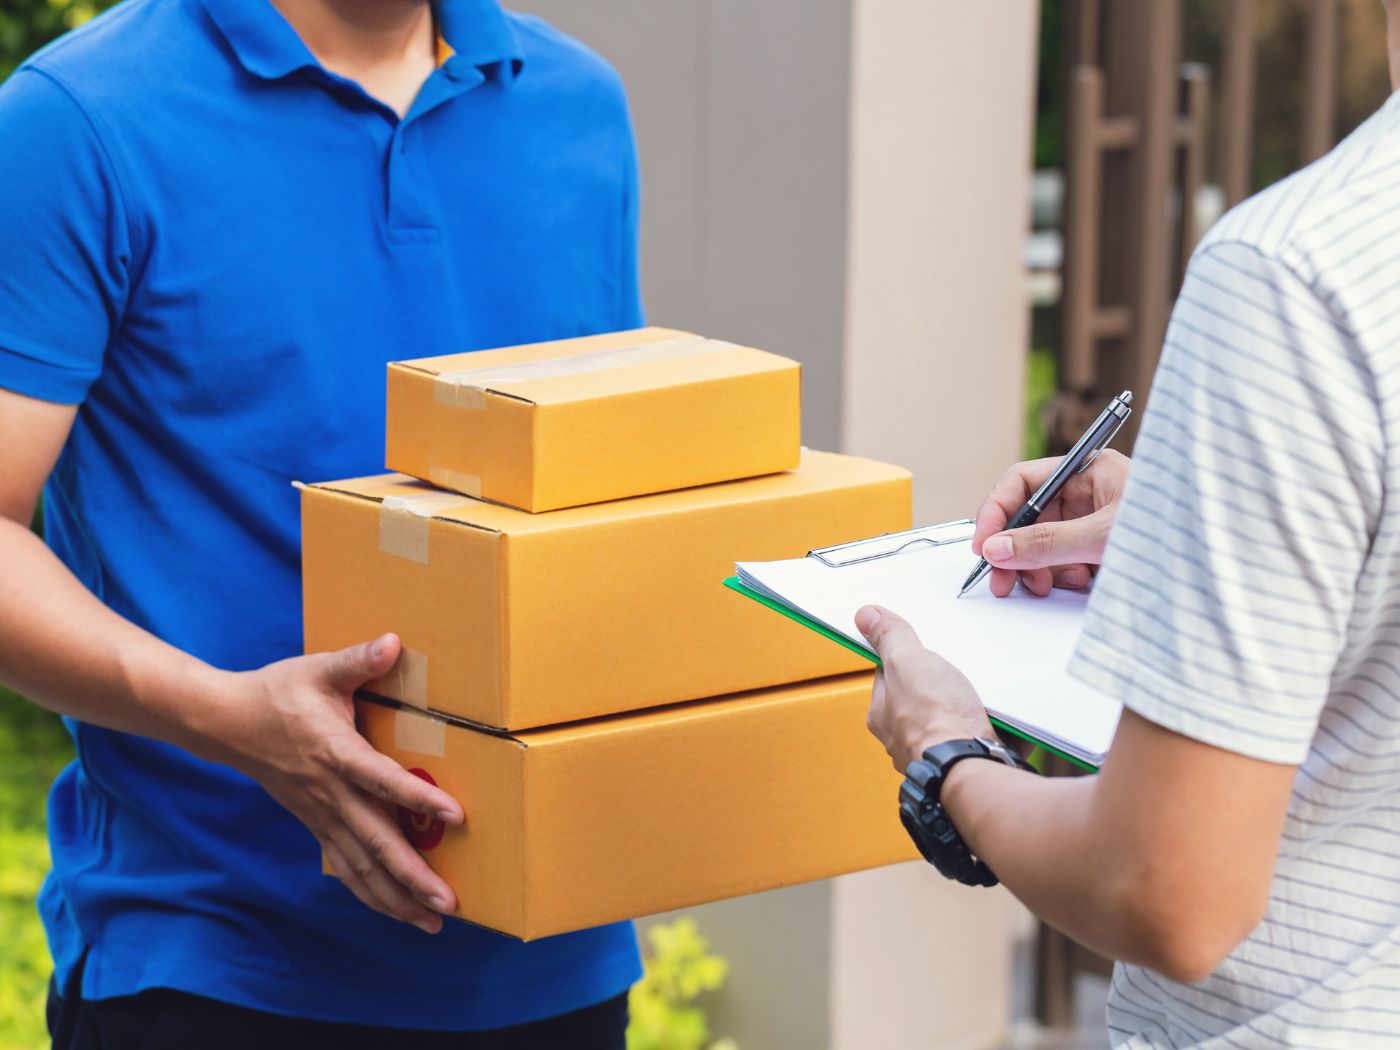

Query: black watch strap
[{"left": 898, "top": 737, "right": 1036, "bottom": 887}]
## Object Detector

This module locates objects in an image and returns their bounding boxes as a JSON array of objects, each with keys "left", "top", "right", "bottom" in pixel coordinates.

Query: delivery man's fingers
[
  {"left": 340, "top": 740, "right": 464, "bottom": 825},
  {"left": 340, "top": 791, "right": 457, "bottom": 918},
  {"left": 316, "top": 633, "right": 402, "bottom": 694},
  {"left": 323, "top": 829, "right": 443, "bottom": 934}
]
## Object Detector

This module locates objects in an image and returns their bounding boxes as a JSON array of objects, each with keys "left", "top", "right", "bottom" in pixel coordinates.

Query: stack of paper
[{"left": 732, "top": 531, "right": 1121, "bottom": 768}]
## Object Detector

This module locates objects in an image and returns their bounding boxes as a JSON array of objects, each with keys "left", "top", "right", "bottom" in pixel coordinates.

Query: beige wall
[
  {"left": 832, "top": 866, "right": 1021, "bottom": 1050},
  {"left": 519, "top": 2, "right": 1040, "bottom": 1047},
  {"left": 523, "top": 0, "right": 853, "bottom": 450},
  {"left": 832, "top": 5, "right": 1039, "bottom": 1043},
  {"left": 842, "top": 0, "right": 1038, "bottom": 524}
]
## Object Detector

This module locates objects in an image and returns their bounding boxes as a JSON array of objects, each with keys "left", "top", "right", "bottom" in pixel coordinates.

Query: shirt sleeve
[
  {"left": 0, "top": 67, "right": 133, "bottom": 405},
  {"left": 1067, "top": 239, "right": 1384, "bottom": 765},
  {"left": 616, "top": 110, "right": 644, "bottom": 329}
]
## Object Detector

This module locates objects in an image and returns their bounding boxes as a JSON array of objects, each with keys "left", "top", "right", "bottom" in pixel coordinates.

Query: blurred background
[{"left": 0, "top": 1, "right": 1392, "bottom": 1048}]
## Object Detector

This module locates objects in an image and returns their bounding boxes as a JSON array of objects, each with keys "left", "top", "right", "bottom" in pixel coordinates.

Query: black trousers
[{"left": 48, "top": 975, "right": 628, "bottom": 1050}]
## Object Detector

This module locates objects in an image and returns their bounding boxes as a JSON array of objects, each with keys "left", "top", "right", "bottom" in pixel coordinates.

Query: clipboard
[
  {"left": 723, "top": 520, "right": 977, "bottom": 660},
  {"left": 724, "top": 519, "right": 1117, "bottom": 771}
]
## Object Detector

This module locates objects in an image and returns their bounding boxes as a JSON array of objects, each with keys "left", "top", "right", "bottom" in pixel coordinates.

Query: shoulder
[
  {"left": 1196, "top": 90, "right": 1400, "bottom": 284},
  {"left": 13, "top": 0, "right": 209, "bottom": 117},
  {"left": 20, "top": 0, "right": 167, "bottom": 76},
  {"left": 505, "top": 11, "right": 626, "bottom": 103}
]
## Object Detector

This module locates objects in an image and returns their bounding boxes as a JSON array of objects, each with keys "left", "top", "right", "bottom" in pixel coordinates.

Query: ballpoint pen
[{"left": 957, "top": 389, "right": 1133, "bottom": 597}]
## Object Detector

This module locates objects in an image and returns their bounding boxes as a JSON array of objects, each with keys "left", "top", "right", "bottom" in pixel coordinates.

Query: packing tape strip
[
  {"left": 427, "top": 466, "right": 482, "bottom": 499},
  {"left": 394, "top": 707, "right": 446, "bottom": 757},
  {"left": 378, "top": 492, "right": 465, "bottom": 563},
  {"left": 432, "top": 334, "right": 734, "bottom": 409},
  {"left": 372, "top": 646, "right": 429, "bottom": 709}
]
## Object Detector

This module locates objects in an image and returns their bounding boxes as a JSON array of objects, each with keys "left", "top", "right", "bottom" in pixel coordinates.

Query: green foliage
[
  {"left": 0, "top": 0, "right": 112, "bottom": 81},
  {"left": 1033, "top": 0, "right": 1066, "bottom": 170},
  {"left": 627, "top": 918, "right": 737, "bottom": 1050},
  {"left": 1022, "top": 346, "right": 1057, "bottom": 462},
  {"left": 0, "top": 686, "right": 72, "bottom": 1050}
]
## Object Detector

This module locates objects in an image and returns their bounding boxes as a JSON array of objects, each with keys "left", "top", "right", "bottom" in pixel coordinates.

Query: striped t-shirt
[{"left": 1068, "top": 88, "right": 1400, "bottom": 1048}]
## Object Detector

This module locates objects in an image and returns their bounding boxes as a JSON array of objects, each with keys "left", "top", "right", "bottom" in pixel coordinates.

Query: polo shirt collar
[
  {"left": 437, "top": 0, "right": 523, "bottom": 79},
  {"left": 201, "top": 0, "right": 523, "bottom": 82},
  {"left": 201, "top": 0, "right": 318, "bottom": 80}
]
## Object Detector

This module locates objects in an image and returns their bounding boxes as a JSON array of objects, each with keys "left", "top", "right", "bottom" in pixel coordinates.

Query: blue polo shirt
[{"left": 0, "top": 0, "right": 643, "bottom": 1030}]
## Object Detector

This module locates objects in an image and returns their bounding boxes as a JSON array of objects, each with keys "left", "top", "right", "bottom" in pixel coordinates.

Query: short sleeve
[
  {"left": 616, "top": 109, "right": 643, "bottom": 329},
  {"left": 0, "top": 67, "right": 132, "bottom": 404},
  {"left": 1068, "top": 240, "right": 1384, "bottom": 764}
]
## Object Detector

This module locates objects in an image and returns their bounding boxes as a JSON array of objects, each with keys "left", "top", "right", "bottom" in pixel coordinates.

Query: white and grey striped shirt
[{"left": 1069, "top": 87, "right": 1400, "bottom": 1048}]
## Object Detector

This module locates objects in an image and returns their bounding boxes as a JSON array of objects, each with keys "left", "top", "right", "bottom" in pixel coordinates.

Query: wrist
[
  {"left": 939, "top": 752, "right": 998, "bottom": 824},
  {"left": 133, "top": 652, "right": 243, "bottom": 763},
  {"left": 907, "top": 719, "right": 996, "bottom": 773}
]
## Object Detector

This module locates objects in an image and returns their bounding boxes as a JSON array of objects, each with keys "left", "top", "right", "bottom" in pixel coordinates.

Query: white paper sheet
[{"left": 737, "top": 538, "right": 1121, "bottom": 765}]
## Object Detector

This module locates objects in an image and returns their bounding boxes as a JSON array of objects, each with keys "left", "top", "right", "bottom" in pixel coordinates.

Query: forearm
[
  {"left": 940, "top": 760, "right": 1145, "bottom": 962},
  {"left": 941, "top": 742, "right": 1272, "bottom": 985},
  {"left": 0, "top": 516, "right": 230, "bottom": 754}
]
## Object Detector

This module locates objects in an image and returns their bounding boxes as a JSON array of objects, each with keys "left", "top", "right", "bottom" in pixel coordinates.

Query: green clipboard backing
[{"left": 723, "top": 575, "right": 1097, "bottom": 773}]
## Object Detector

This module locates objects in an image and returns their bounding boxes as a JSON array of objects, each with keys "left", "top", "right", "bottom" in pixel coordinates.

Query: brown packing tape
[
  {"left": 394, "top": 707, "right": 446, "bottom": 757},
  {"left": 372, "top": 646, "right": 430, "bottom": 709},
  {"left": 431, "top": 335, "right": 733, "bottom": 409},
  {"left": 377, "top": 493, "right": 465, "bottom": 563}
]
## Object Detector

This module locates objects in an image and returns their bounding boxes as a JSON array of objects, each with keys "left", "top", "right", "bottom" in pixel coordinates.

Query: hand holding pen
[{"left": 960, "top": 390, "right": 1133, "bottom": 598}]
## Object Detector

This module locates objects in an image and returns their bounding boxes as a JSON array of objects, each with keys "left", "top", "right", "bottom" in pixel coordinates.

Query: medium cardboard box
[
  {"left": 385, "top": 326, "right": 802, "bottom": 512},
  {"left": 301, "top": 450, "right": 911, "bottom": 729},
  {"left": 351, "top": 673, "right": 915, "bottom": 939}
]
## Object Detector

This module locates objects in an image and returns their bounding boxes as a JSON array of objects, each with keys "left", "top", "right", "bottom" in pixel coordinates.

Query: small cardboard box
[
  {"left": 301, "top": 450, "right": 911, "bottom": 730},
  {"left": 351, "top": 673, "right": 915, "bottom": 939},
  {"left": 385, "top": 327, "right": 802, "bottom": 512}
]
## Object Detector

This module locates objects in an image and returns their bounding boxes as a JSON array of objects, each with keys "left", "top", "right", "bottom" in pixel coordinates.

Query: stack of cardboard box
[{"left": 301, "top": 326, "right": 918, "bottom": 939}]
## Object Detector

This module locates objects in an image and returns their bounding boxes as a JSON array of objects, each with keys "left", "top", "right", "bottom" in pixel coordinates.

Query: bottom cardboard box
[{"left": 345, "top": 673, "right": 916, "bottom": 940}]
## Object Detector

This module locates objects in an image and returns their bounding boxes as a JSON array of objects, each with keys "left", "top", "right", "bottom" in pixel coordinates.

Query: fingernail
[
  {"left": 984, "top": 536, "right": 1012, "bottom": 562},
  {"left": 427, "top": 893, "right": 450, "bottom": 911},
  {"left": 436, "top": 808, "right": 459, "bottom": 824},
  {"left": 414, "top": 917, "right": 440, "bottom": 935},
  {"left": 370, "top": 639, "right": 385, "bottom": 662}
]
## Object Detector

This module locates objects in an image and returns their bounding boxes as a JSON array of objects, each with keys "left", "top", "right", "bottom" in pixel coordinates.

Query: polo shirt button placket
[{"left": 385, "top": 126, "right": 439, "bottom": 245}]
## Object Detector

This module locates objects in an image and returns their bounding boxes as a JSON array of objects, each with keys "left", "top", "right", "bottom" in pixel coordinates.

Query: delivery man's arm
[
  {"left": 0, "top": 386, "right": 462, "bottom": 934},
  {"left": 856, "top": 450, "right": 1298, "bottom": 984}
]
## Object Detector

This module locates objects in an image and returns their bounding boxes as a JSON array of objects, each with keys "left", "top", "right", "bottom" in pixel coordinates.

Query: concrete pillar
[
  {"left": 521, "top": 0, "right": 852, "bottom": 451},
  {"left": 841, "top": 0, "right": 1038, "bottom": 523}
]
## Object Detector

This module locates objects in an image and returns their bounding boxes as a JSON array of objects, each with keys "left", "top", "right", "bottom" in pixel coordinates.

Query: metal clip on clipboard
[{"left": 808, "top": 519, "right": 978, "bottom": 568}]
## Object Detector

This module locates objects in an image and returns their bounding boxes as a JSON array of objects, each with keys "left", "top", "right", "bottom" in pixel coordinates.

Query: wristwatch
[{"left": 898, "top": 737, "right": 1036, "bottom": 887}]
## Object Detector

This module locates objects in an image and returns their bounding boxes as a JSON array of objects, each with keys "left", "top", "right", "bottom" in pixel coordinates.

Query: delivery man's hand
[
  {"left": 972, "top": 449, "right": 1130, "bottom": 598},
  {"left": 856, "top": 606, "right": 995, "bottom": 772},
  {"left": 0, "top": 393, "right": 459, "bottom": 933},
  {"left": 207, "top": 632, "right": 463, "bottom": 934}
]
